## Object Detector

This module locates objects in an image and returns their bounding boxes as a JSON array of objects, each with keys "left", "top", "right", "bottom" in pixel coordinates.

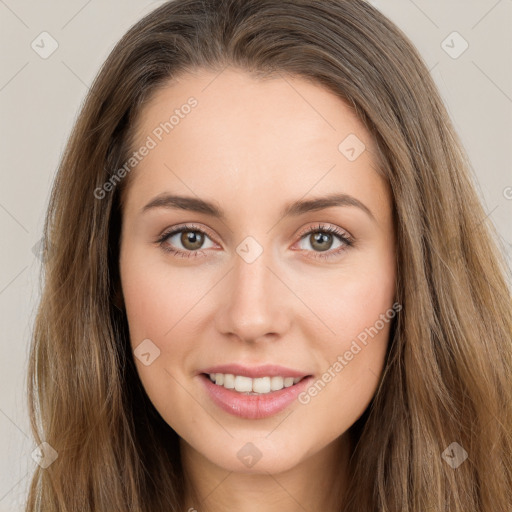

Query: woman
[{"left": 26, "top": 0, "right": 512, "bottom": 510}]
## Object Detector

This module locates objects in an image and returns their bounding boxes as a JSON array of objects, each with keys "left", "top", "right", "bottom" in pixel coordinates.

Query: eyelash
[{"left": 155, "top": 223, "right": 354, "bottom": 261}]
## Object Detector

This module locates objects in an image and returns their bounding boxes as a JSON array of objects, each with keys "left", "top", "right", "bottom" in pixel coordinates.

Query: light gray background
[{"left": 1, "top": 0, "right": 511, "bottom": 510}]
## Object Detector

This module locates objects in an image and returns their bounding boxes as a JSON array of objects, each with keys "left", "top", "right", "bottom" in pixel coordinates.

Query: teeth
[
  {"left": 223, "top": 373, "right": 235, "bottom": 389},
  {"left": 284, "top": 377, "right": 294, "bottom": 388},
  {"left": 234, "top": 375, "right": 253, "bottom": 392},
  {"left": 253, "top": 377, "right": 271, "bottom": 394},
  {"left": 270, "top": 376, "right": 283, "bottom": 391},
  {"left": 208, "top": 373, "right": 304, "bottom": 394}
]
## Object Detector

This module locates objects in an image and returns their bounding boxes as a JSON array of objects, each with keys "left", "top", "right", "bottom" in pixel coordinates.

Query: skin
[{"left": 119, "top": 67, "right": 396, "bottom": 511}]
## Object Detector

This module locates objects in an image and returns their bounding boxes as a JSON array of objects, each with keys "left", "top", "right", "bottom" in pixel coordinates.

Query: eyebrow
[{"left": 141, "top": 192, "right": 376, "bottom": 222}]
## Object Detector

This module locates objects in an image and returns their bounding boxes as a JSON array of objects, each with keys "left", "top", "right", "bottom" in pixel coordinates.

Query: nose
[{"left": 214, "top": 246, "right": 292, "bottom": 344}]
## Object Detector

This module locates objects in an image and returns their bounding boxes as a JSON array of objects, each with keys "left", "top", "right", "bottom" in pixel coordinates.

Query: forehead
[{"left": 123, "top": 68, "right": 389, "bottom": 221}]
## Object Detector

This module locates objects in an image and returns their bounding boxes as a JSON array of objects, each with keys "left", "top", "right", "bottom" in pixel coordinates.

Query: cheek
[
  {"left": 120, "top": 249, "right": 205, "bottom": 343},
  {"left": 306, "top": 243, "right": 396, "bottom": 345},
  {"left": 120, "top": 252, "right": 203, "bottom": 430},
  {"left": 299, "top": 253, "right": 396, "bottom": 427},
  {"left": 119, "top": 244, "right": 221, "bottom": 391},
  {"left": 122, "top": 272, "right": 175, "bottom": 339}
]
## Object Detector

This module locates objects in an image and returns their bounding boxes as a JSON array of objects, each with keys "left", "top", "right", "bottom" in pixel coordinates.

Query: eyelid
[
  {"left": 296, "top": 223, "right": 353, "bottom": 242},
  {"left": 158, "top": 222, "right": 219, "bottom": 243},
  {"left": 157, "top": 223, "right": 353, "bottom": 244},
  {"left": 156, "top": 222, "right": 354, "bottom": 260}
]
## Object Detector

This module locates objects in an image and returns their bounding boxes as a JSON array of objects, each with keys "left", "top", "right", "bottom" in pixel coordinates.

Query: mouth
[
  {"left": 204, "top": 372, "right": 306, "bottom": 394},
  {"left": 198, "top": 365, "right": 313, "bottom": 419}
]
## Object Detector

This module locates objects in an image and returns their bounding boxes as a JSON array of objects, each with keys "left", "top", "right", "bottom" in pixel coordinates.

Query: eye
[
  {"left": 156, "top": 223, "right": 216, "bottom": 258},
  {"left": 294, "top": 223, "right": 354, "bottom": 260},
  {"left": 156, "top": 222, "right": 354, "bottom": 260}
]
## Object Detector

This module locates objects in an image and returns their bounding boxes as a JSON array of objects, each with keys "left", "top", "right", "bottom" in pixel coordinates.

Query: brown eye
[
  {"left": 158, "top": 225, "right": 216, "bottom": 256},
  {"left": 179, "top": 230, "right": 205, "bottom": 251},
  {"left": 308, "top": 232, "right": 335, "bottom": 252},
  {"left": 295, "top": 224, "right": 354, "bottom": 261}
]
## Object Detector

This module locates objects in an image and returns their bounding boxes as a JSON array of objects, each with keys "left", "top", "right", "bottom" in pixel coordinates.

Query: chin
[{"left": 187, "top": 429, "right": 313, "bottom": 474}]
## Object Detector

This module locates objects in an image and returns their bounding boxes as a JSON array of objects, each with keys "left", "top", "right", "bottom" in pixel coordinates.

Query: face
[{"left": 119, "top": 68, "right": 396, "bottom": 475}]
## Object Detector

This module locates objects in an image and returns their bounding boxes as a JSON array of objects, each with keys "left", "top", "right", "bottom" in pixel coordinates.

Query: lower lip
[{"left": 199, "top": 374, "right": 313, "bottom": 419}]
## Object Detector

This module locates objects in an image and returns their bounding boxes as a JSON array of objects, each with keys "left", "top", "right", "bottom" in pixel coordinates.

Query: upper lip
[{"left": 199, "top": 364, "right": 311, "bottom": 379}]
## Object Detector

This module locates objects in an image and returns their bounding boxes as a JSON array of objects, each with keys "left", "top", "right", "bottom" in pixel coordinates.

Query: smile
[
  {"left": 198, "top": 364, "right": 313, "bottom": 419},
  {"left": 208, "top": 373, "right": 304, "bottom": 394}
]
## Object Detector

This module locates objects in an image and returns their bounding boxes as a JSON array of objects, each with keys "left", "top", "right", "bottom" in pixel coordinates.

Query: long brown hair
[{"left": 26, "top": 0, "right": 512, "bottom": 510}]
